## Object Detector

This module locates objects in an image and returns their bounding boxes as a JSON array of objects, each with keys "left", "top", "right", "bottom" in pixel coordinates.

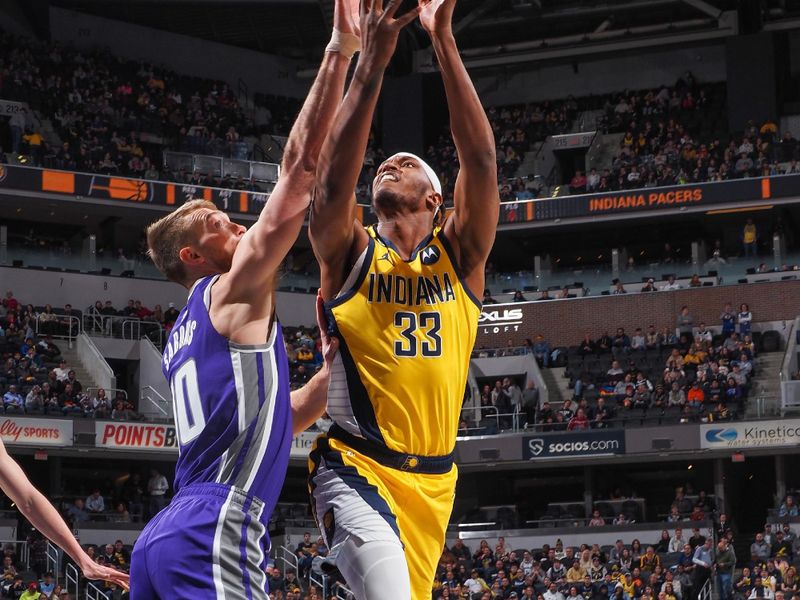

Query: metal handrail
[
  {"left": 140, "top": 385, "right": 172, "bottom": 418},
  {"left": 36, "top": 313, "right": 80, "bottom": 347},
  {"left": 46, "top": 542, "right": 59, "bottom": 585},
  {"left": 77, "top": 333, "right": 115, "bottom": 382},
  {"left": 278, "top": 544, "right": 300, "bottom": 576},
  {"left": 65, "top": 562, "right": 79, "bottom": 597},
  {"left": 85, "top": 581, "right": 106, "bottom": 600},
  {"left": 779, "top": 317, "right": 799, "bottom": 381},
  {"left": 335, "top": 583, "right": 354, "bottom": 600}
]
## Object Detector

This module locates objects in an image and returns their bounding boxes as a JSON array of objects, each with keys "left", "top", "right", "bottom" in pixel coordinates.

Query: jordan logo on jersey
[{"left": 420, "top": 246, "right": 440, "bottom": 265}]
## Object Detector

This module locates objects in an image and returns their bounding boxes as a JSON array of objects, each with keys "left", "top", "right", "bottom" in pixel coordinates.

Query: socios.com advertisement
[
  {"left": 700, "top": 419, "right": 800, "bottom": 449},
  {"left": 522, "top": 429, "right": 625, "bottom": 459}
]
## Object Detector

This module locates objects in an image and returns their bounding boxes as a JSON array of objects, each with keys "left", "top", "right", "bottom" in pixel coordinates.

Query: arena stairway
[
  {"left": 57, "top": 345, "right": 103, "bottom": 397},
  {"left": 540, "top": 365, "right": 570, "bottom": 405},
  {"left": 744, "top": 350, "right": 784, "bottom": 418}
]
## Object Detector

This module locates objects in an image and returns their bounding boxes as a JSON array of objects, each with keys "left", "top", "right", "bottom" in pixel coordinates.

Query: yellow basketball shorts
[{"left": 308, "top": 435, "right": 457, "bottom": 600}]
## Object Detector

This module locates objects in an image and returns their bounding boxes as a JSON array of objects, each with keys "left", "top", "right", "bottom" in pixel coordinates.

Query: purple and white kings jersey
[{"left": 162, "top": 275, "right": 292, "bottom": 522}]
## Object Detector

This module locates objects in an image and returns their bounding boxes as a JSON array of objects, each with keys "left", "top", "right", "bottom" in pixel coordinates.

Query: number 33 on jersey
[{"left": 324, "top": 225, "right": 481, "bottom": 458}]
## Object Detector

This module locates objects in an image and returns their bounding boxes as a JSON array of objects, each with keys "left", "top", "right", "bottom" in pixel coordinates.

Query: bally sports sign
[
  {"left": 700, "top": 419, "right": 800, "bottom": 449},
  {"left": 0, "top": 417, "right": 73, "bottom": 447}
]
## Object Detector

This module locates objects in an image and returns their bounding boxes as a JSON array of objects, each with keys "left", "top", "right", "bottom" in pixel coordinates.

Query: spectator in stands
[
  {"left": 772, "top": 532, "right": 793, "bottom": 560},
  {"left": 716, "top": 540, "right": 736, "bottom": 600},
  {"left": 666, "top": 528, "right": 686, "bottom": 552},
  {"left": 546, "top": 582, "right": 566, "bottom": 600},
  {"left": 570, "top": 171, "right": 587, "bottom": 194},
  {"left": 751, "top": 533, "right": 771, "bottom": 562},
  {"left": 748, "top": 577, "right": 774, "bottom": 600},
  {"left": 778, "top": 495, "right": 798, "bottom": 517},
  {"left": 147, "top": 468, "right": 169, "bottom": 519},
  {"left": 112, "top": 502, "right": 130, "bottom": 524},
  {"left": 483, "top": 290, "right": 499, "bottom": 305},
  {"left": 612, "top": 328, "right": 631, "bottom": 358},
  {"left": 85, "top": 489, "right": 105, "bottom": 514},
  {"left": 737, "top": 304, "right": 753, "bottom": 337},
  {"left": 734, "top": 568, "right": 753, "bottom": 600},
  {"left": 662, "top": 276, "right": 681, "bottom": 291},
  {"left": 677, "top": 306, "right": 694, "bottom": 338},
  {"left": 742, "top": 219, "right": 759, "bottom": 258},
  {"left": 24, "top": 385, "right": 43, "bottom": 414},
  {"left": 66, "top": 498, "right": 88, "bottom": 525},
  {"left": 533, "top": 335, "right": 551, "bottom": 368},
  {"left": 641, "top": 279, "right": 658, "bottom": 293},
  {"left": 664, "top": 502, "right": 685, "bottom": 522},
  {"left": 522, "top": 380, "right": 539, "bottom": 428},
  {"left": 589, "top": 511, "right": 606, "bottom": 527},
  {"left": 3, "top": 385, "right": 24, "bottom": 414},
  {"left": 692, "top": 538, "right": 714, "bottom": 597},
  {"left": 631, "top": 329, "right": 646, "bottom": 352},
  {"left": 295, "top": 532, "right": 314, "bottom": 579}
]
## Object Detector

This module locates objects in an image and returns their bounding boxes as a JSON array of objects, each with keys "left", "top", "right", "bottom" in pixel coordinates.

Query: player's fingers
[
  {"left": 359, "top": 0, "right": 371, "bottom": 18},
  {"left": 315, "top": 291, "right": 329, "bottom": 333},
  {"left": 394, "top": 4, "right": 422, "bottom": 27},
  {"left": 384, "top": 0, "right": 403, "bottom": 18}
]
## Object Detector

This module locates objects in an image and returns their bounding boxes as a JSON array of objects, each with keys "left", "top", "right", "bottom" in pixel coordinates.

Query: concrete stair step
[{"left": 540, "top": 366, "right": 570, "bottom": 405}]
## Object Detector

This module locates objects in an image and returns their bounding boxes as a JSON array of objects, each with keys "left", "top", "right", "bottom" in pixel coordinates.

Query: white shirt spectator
[
  {"left": 466, "top": 576, "right": 487, "bottom": 595},
  {"left": 85, "top": 493, "right": 105, "bottom": 513},
  {"left": 661, "top": 281, "right": 681, "bottom": 291},
  {"left": 53, "top": 365, "right": 70, "bottom": 381},
  {"left": 695, "top": 328, "right": 713, "bottom": 343},
  {"left": 545, "top": 589, "right": 566, "bottom": 600},
  {"left": 749, "top": 586, "right": 775, "bottom": 600},
  {"left": 669, "top": 534, "right": 685, "bottom": 553},
  {"left": 148, "top": 472, "right": 169, "bottom": 497}
]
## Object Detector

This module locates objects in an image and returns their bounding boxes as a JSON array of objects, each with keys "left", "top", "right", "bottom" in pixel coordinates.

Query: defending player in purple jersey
[{"left": 130, "top": 1, "right": 360, "bottom": 597}]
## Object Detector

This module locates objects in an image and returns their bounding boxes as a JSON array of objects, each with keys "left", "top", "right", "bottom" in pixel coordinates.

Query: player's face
[
  {"left": 372, "top": 155, "right": 435, "bottom": 213},
  {"left": 191, "top": 209, "right": 246, "bottom": 272}
]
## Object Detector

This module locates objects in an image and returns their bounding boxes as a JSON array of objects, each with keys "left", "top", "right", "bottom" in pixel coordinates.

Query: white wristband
[{"left": 326, "top": 30, "right": 361, "bottom": 59}]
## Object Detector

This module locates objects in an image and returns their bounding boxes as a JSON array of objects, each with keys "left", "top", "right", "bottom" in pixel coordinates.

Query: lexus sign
[
  {"left": 700, "top": 419, "right": 800, "bottom": 449},
  {"left": 522, "top": 429, "right": 625, "bottom": 459},
  {"left": 479, "top": 308, "right": 523, "bottom": 335}
]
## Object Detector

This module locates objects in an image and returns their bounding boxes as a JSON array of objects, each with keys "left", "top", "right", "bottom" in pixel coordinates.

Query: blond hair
[{"left": 146, "top": 199, "right": 216, "bottom": 285}]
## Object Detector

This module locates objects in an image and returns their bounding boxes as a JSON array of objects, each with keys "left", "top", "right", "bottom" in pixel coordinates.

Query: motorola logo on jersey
[{"left": 420, "top": 245, "right": 440, "bottom": 265}]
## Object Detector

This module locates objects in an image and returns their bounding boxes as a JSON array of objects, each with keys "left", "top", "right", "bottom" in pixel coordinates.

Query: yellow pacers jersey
[{"left": 326, "top": 224, "right": 480, "bottom": 457}]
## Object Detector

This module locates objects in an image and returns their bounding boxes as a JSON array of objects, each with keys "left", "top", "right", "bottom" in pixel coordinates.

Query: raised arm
[
  {"left": 0, "top": 440, "right": 130, "bottom": 589},
  {"left": 223, "top": 0, "right": 360, "bottom": 302},
  {"left": 422, "top": 0, "right": 499, "bottom": 294},
  {"left": 311, "top": 0, "right": 421, "bottom": 299},
  {"left": 289, "top": 294, "right": 339, "bottom": 434}
]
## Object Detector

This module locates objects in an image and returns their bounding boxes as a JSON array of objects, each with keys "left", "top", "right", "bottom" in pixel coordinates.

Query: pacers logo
[
  {"left": 0, "top": 165, "right": 6, "bottom": 183},
  {"left": 401, "top": 456, "right": 420, "bottom": 471},
  {"left": 420, "top": 246, "right": 440, "bottom": 265}
]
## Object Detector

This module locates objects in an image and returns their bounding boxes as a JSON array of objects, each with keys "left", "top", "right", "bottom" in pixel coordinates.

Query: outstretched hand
[
  {"left": 419, "top": 0, "right": 456, "bottom": 35},
  {"left": 80, "top": 560, "right": 130, "bottom": 591},
  {"left": 334, "top": 0, "right": 361, "bottom": 38},
  {"left": 358, "top": 0, "right": 422, "bottom": 69}
]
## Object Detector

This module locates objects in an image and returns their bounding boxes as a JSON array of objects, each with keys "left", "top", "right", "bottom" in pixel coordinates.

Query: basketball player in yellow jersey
[{"left": 307, "top": 0, "right": 498, "bottom": 597}]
